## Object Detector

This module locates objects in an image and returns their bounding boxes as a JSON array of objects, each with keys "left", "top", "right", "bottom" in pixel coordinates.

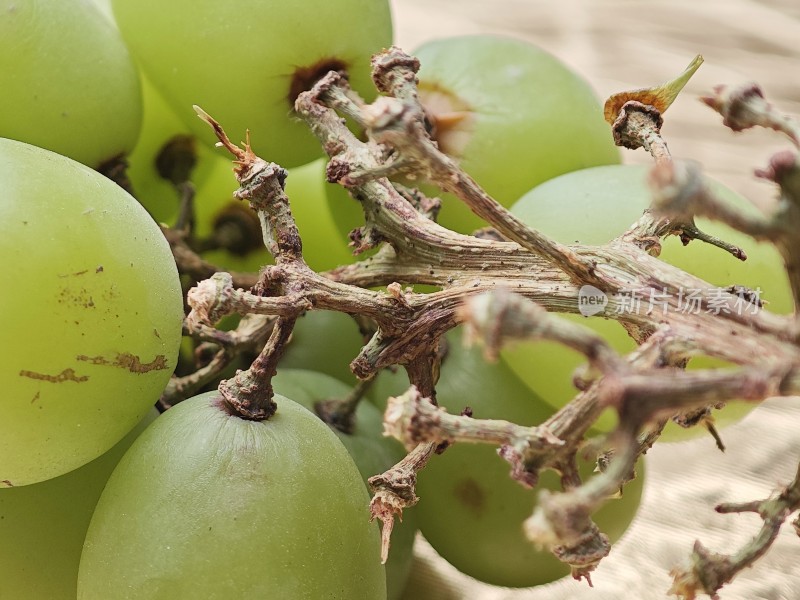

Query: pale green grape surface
[
  {"left": 0, "top": 0, "right": 142, "bottom": 169},
  {"left": 78, "top": 392, "right": 386, "bottom": 599},
  {"left": 0, "top": 408, "right": 158, "bottom": 600},
  {"left": 503, "top": 164, "right": 792, "bottom": 437},
  {"left": 0, "top": 138, "right": 183, "bottom": 486},
  {"left": 415, "top": 35, "right": 620, "bottom": 234},
  {"left": 272, "top": 368, "right": 417, "bottom": 600},
  {"left": 111, "top": 0, "right": 393, "bottom": 168}
]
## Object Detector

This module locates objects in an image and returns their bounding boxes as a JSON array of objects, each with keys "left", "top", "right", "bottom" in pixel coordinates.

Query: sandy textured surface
[{"left": 385, "top": 2, "right": 800, "bottom": 599}]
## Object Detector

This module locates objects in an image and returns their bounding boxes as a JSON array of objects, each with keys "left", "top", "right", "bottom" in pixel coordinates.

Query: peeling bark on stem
[{"left": 170, "top": 51, "right": 800, "bottom": 594}]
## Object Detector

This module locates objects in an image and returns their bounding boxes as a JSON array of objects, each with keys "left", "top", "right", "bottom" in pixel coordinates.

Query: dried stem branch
[
  {"left": 384, "top": 386, "right": 564, "bottom": 470},
  {"left": 669, "top": 461, "right": 800, "bottom": 600},
  {"left": 610, "top": 101, "right": 670, "bottom": 163},
  {"left": 660, "top": 189, "right": 800, "bottom": 331},
  {"left": 368, "top": 440, "right": 438, "bottom": 564},
  {"left": 164, "top": 48, "right": 800, "bottom": 591},
  {"left": 161, "top": 226, "right": 260, "bottom": 290},
  {"left": 701, "top": 83, "right": 800, "bottom": 147},
  {"left": 161, "top": 314, "right": 275, "bottom": 407}
]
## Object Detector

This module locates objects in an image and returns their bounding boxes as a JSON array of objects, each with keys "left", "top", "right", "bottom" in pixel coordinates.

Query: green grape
[
  {"left": 322, "top": 168, "right": 371, "bottom": 256},
  {"left": 78, "top": 392, "right": 386, "bottom": 599},
  {"left": 272, "top": 369, "right": 417, "bottom": 600},
  {"left": 0, "top": 138, "right": 183, "bottom": 486},
  {"left": 279, "top": 310, "right": 367, "bottom": 385},
  {"left": 372, "top": 328, "right": 644, "bottom": 587},
  {"left": 286, "top": 159, "right": 359, "bottom": 272},
  {"left": 99, "top": 4, "right": 354, "bottom": 272},
  {"left": 502, "top": 164, "right": 793, "bottom": 438},
  {"left": 416, "top": 35, "right": 620, "bottom": 234},
  {"left": 187, "top": 151, "right": 272, "bottom": 274},
  {"left": 90, "top": 0, "right": 113, "bottom": 21},
  {"left": 125, "top": 73, "right": 201, "bottom": 225},
  {"left": 0, "top": 408, "right": 158, "bottom": 600},
  {"left": 0, "top": 0, "right": 142, "bottom": 169},
  {"left": 110, "top": 0, "right": 393, "bottom": 168},
  {"left": 191, "top": 156, "right": 357, "bottom": 275},
  {"left": 123, "top": 75, "right": 263, "bottom": 271},
  {"left": 329, "top": 35, "right": 620, "bottom": 237}
]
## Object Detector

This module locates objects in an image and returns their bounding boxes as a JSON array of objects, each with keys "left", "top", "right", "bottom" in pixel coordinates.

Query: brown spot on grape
[
  {"left": 77, "top": 353, "right": 169, "bottom": 373},
  {"left": 454, "top": 478, "right": 486, "bottom": 517},
  {"left": 31, "top": 391, "right": 40, "bottom": 404},
  {"left": 59, "top": 286, "right": 96, "bottom": 309},
  {"left": 19, "top": 368, "right": 89, "bottom": 383},
  {"left": 1, "top": 480, "right": 13, "bottom": 488}
]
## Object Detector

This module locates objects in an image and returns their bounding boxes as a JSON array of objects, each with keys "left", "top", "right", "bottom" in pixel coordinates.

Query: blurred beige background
[{"left": 389, "top": 2, "right": 800, "bottom": 599}]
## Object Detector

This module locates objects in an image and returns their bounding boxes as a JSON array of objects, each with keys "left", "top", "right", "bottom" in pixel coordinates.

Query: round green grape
[
  {"left": 0, "top": 408, "right": 158, "bottom": 600},
  {"left": 0, "top": 138, "right": 183, "bottom": 486},
  {"left": 125, "top": 73, "right": 201, "bottom": 225},
  {"left": 327, "top": 34, "right": 620, "bottom": 238},
  {"left": 372, "top": 328, "right": 644, "bottom": 587},
  {"left": 110, "top": 0, "right": 393, "bottom": 168},
  {"left": 78, "top": 392, "right": 386, "bottom": 599},
  {"left": 502, "top": 163, "right": 793, "bottom": 438},
  {"left": 279, "top": 310, "right": 367, "bottom": 385},
  {"left": 0, "top": 0, "right": 142, "bottom": 169},
  {"left": 272, "top": 368, "right": 417, "bottom": 600}
]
